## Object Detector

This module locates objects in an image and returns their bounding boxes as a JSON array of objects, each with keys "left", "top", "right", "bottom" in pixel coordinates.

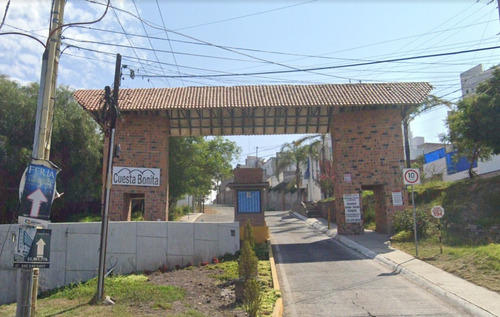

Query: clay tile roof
[{"left": 74, "top": 82, "right": 433, "bottom": 112}]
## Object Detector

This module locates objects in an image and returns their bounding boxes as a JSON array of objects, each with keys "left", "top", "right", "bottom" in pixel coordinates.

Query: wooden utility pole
[{"left": 17, "top": 0, "right": 65, "bottom": 316}]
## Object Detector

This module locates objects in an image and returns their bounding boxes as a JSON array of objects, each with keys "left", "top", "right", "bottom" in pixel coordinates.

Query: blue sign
[{"left": 19, "top": 161, "right": 58, "bottom": 220}]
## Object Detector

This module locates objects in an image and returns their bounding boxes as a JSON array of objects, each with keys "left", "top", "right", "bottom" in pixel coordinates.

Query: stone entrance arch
[{"left": 75, "top": 82, "right": 432, "bottom": 235}]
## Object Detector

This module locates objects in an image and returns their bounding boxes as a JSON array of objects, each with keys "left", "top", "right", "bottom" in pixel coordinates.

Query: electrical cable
[
  {"left": 137, "top": 45, "right": 500, "bottom": 79},
  {"left": 110, "top": 5, "right": 155, "bottom": 87},
  {"left": 0, "top": 0, "right": 10, "bottom": 30},
  {"left": 132, "top": 0, "right": 171, "bottom": 87},
  {"left": 174, "top": 0, "right": 317, "bottom": 31},
  {"left": 0, "top": 31, "right": 46, "bottom": 48},
  {"left": 155, "top": 0, "right": 184, "bottom": 86},
  {"left": 47, "top": 0, "right": 110, "bottom": 47}
]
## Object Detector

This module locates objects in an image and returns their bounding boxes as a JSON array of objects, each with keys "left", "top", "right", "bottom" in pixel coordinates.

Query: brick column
[
  {"left": 103, "top": 113, "right": 170, "bottom": 221},
  {"left": 330, "top": 108, "right": 407, "bottom": 235}
]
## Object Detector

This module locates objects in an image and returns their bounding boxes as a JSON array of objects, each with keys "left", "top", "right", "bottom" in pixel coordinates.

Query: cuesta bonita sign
[{"left": 112, "top": 167, "right": 161, "bottom": 187}]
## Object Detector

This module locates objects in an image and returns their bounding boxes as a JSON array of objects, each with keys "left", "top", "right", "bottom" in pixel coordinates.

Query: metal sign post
[
  {"left": 431, "top": 206, "right": 445, "bottom": 254},
  {"left": 403, "top": 168, "right": 421, "bottom": 257}
]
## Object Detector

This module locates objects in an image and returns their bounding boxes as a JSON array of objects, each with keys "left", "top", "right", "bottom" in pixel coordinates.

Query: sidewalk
[
  {"left": 178, "top": 213, "right": 203, "bottom": 222},
  {"left": 291, "top": 211, "right": 500, "bottom": 317}
]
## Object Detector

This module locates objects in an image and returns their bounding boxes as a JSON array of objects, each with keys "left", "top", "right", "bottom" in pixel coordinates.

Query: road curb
[
  {"left": 268, "top": 240, "right": 283, "bottom": 317},
  {"left": 289, "top": 211, "right": 496, "bottom": 317}
]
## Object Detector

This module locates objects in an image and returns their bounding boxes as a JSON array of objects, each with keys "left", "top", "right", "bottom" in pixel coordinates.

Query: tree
[
  {"left": 442, "top": 93, "right": 497, "bottom": 178},
  {"left": 0, "top": 75, "right": 103, "bottom": 223},
  {"left": 49, "top": 85, "right": 103, "bottom": 219},
  {"left": 169, "top": 136, "right": 240, "bottom": 210},
  {"left": 401, "top": 95, "right": 452, "bottom": 168},
  {"left": 275, "top": 140, "right": 319, "bottom": 201},
  {"left": 295, "top": 134, "right": 333, "bottom": 198}
]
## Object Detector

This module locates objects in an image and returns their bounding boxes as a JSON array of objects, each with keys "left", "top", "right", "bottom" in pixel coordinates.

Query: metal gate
[{"left": 237, "top": 190, "right": 261, "bottom": 213}]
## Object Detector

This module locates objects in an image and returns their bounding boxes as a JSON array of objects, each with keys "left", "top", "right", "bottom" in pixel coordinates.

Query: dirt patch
[{"left": 147, "top": 266, "right": 247, "bottom": 316}]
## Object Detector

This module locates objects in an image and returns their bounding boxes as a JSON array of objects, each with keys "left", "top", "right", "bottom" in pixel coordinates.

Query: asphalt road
[{"left": 266, "top": 211, "right": 470, "bottom": 317}]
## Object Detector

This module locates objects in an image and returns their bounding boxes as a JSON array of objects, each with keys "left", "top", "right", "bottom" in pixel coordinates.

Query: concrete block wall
[
  {"left": 330, "top": 108, "right": 407, "bottom": 234},
  {"left": 0, "top": 221, "right": 239, "bottom": 305},
  {"left": 104, "top": 113, "right": 170, "bottom": 221}
]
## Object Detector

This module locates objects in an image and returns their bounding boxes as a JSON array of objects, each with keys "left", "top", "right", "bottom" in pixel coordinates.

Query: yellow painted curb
[{"left": 268, "top": 240, "right": 283, "bottom": 317}]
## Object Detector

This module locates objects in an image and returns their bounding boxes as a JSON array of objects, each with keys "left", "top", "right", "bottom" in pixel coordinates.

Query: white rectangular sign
[
  {"left": 392, "top": 191, "right": 403, "bottom": 207},
  {"left": 343, "top": 193, "right": 361, "bottom": 223},
  {"left": 112, "top": 166, "right": 161, "bottom": 187}
]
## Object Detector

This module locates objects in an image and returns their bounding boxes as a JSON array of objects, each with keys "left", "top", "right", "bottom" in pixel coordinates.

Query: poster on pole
[
  {"left": 13, "top": 227, "right": 51, "bottom": 268},
  {"left": 343, "top": 193, "right": 361, "bottom": 223},
  {"left": 19, "top": 160, "right": 59, "bottom": 220}
]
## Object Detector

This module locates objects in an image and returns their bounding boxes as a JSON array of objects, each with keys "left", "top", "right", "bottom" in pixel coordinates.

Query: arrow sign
[
  {"left": 27, "top": 189, "right": 48, "bottom": 218},
  {"left": 36, "top": 238, "right": 46, "bottom": 257}
]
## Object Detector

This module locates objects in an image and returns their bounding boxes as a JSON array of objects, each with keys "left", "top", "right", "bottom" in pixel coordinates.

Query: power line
[
  {"left": 155, "top": 0, "right": 184, "bottom": 86},
  {"left": 0, "top": 0, "right": 10, "bottom": 30},
  {"left": 138, "top": 45, "right": 500, "bottom": 79},
  {"left": 132, "top": 0, "right": 171, "bottom": 87},
  {"left": 174, "top": 0, "right": 317, "bottom": 31}
]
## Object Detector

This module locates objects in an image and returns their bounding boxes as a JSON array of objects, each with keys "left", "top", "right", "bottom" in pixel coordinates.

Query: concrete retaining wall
[{"left": 0, "top": 221, "right": 240, "bottom": 305}]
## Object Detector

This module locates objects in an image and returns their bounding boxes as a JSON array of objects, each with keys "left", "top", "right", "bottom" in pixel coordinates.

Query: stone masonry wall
[
  {"left": 103, "top": 113, "right": 170, "bottom": 221},
  {"left": 331, "top": 108, "right": 407, "bottom": 234}
]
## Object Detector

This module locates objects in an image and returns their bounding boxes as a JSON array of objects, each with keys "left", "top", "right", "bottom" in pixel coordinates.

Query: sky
[{"left": 0, "top": 0, "right": 499, "bottom": 165}]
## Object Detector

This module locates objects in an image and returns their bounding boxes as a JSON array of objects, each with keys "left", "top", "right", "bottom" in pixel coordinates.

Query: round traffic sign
[
  {"left": 431, "top": 206, "right": 444, "bottom": 218},
  {"left": 403, "top": 168, "right": 420, "bottom": 185}
]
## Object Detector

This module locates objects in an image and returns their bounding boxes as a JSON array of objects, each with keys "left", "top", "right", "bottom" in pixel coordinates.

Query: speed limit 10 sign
[{"left": 403, "top": 168, "right": 421, "bottom": 185}]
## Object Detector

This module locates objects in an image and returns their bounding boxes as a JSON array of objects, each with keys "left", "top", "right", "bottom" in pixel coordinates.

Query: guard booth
[{"left": 228, "top": 168, "right": 269, "bottom": 243}]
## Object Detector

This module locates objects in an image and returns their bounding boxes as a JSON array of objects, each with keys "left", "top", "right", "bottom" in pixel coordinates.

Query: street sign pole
[
  {"left": 403, "top": 168, "right": 421, "bottom": 258},
  {"left": 411, "top": 185, "right": 418, "bottom": 257}
]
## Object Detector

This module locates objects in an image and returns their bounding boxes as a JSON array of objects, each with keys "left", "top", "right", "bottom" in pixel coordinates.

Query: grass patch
[
  {"left": 389, "top": 175, "right": 500, "bottom": 292},
  {"left": 391, "top": 238, "right": 500, "bottom": 292},
  {"left": 65, "top": 213, "right": 102, "bottom": 222},
  {"left": 0, "top": 274, "right": 186, "bottom": 316}
]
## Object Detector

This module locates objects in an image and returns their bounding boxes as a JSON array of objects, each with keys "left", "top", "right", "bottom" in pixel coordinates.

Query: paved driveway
[{"left": 266, "top": 211, "right": 469, "bottom": 317}]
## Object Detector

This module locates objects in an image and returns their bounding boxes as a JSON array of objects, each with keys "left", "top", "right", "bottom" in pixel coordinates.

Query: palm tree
[
  {"left": 401, "top": 95, "right": 452, "bottom": 168},
  {"left": 275, "top": 140, "right": 319, "bottom": 201}
]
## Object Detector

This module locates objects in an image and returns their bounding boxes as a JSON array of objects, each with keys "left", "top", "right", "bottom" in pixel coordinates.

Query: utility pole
[
  {"left": 17, "top": 1, "right": 65, "bottom": 316},
  {"left": 96, "top": 53, "right": 121, "bottom": 302}
]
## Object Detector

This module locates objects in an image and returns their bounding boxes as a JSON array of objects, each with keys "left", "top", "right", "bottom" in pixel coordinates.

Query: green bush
[
  {"left": 243, "top": 278, "right": 261, "bottom": 317},
  {"left": 243, "top": 221, "right": 255, "bottom": 248},
  {"left": 392, "top": 207, "right": 432, "bottom": 239},
  {"left": 238, "top": 240, "right": 258, "bottom": 280},
  {"left": 168, "top": 205, "right": 192, "bottom": 221}
]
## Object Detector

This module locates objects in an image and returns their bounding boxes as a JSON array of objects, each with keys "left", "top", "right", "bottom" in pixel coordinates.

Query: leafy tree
[
  {"left": 0, "top": 75, "right": 37, "bottom": 222},
  {"left": 0, "top": 75, "right": 103, "bottom": 223},
  {"left": 441, "top": 68, "right": 500, "bottom": 178},
  {"left": 276, "top": 140, "right": 319, "bottom": 201},
  {"left": 401, "top": 95, "right": 452, "bottom": 168},
  {"left": 169, "top": 136, "right": 240, "bottom": 210},
  {"left": 442, "top": 96, "right": 497, "bottom": 178},
  {"left": 49, "top": 85, "right": 103, "bottom": 219},
  {"left": 168, "top": 136, "right": 203, "bottom": 208}
]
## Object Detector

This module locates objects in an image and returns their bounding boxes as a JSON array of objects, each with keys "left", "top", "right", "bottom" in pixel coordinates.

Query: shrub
[
  {"left": 243, "top": 220, "right": 255, "bottom": 248},
  {"left": 238, "top": 240, "right": 258, "bottom": 280},
  {"left": 392, "top": 207, "right": 432, "bottom": 239},
  {"left": 243, "top": 278, "right": 261, "bottom": 317}
]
